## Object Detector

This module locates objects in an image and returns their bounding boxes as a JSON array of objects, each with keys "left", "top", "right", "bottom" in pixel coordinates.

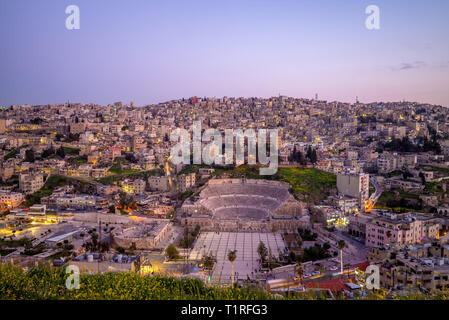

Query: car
[
  {"left": 311, "top": 271, "right": 321, "bottom": 276},
  {"left": 303, "top": 273, "right": 311, "bottom": 278},
  {"left": 329, "top": 266, "right": 338, "bottom": 271}
]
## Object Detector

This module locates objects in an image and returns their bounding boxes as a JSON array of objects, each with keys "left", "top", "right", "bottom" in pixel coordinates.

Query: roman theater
[{"left": 181, "top": 178, "right": 308, "bottom": 232}]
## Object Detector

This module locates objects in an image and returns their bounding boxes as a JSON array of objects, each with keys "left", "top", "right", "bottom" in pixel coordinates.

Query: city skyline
[{"left": 1, "top": 0, "right": 449, "bottom": 107}]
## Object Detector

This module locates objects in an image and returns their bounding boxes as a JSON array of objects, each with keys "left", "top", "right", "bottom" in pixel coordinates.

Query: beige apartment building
[
  {"left": 377, "top": 153, "right": 417, "bottom": 174},
  {"left": 148, "top": 176, "right": 171, "bottom": 192},
  {"left": 121, "top": 179, "right": 146, "bottom": 195},
  {"left": 19, "top": 173, "right": 44, "bottom": 195},
  {"left": 177, "top": 173, "right": 196, "bottom": 192},
  {"left": 0, "top": 162, "right": 14, "bottom": 181}
]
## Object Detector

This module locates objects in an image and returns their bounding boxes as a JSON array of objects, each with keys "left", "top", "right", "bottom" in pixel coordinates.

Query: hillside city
[{"left": 1, "top": 96, "right": 449, "bottom": 299}]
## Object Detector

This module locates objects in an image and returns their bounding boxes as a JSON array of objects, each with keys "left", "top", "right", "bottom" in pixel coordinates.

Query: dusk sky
[{"left": 1, "top": 0, "right": 448, "bottom": 107}]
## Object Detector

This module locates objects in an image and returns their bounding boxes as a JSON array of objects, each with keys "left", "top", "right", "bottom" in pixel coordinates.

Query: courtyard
[{"left": 189, "top": 232, "right": 286, "bottom": 284}]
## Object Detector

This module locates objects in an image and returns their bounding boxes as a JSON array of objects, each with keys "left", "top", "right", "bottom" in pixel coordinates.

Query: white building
[{"left": 336, "top": 172, "right": 369, "bottom": 207}]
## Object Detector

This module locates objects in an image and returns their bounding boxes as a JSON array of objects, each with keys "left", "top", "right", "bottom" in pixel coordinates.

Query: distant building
[
  {"left": 368, "top": 243, "right": 449, "bottom": 291},
  {"left": 0, "top": 161, "right": 15, "bottom": 181},
  {"left": 46, "top": 230, "right": 78, "bottom": 247},
  {"left": 19, "top": 173, "right": 44, "bottom": 195},
  {"left": 112, "top": 221, "right": 171, "bottom": 249},
  {"left": 107, "top": 147, "right": 122, "bottom": 160},
  {"left": 70, "top": 122, "right": 86, "bottom": 134},
  {"left": 377, "top": 153, "right": 417, "bottom": 174},
  {"left": 148, "top": 176, "right": 170, "bottom": 192},
  {"left": 328, "top": 195, "right": 359, "bottom": 213},
  {"left": 177, "top": 173, "right": 196, "bottom": 192},
  {"left": 121, "top": 179, "right": 146, "bottom": 195},
  {"left": 0, "top": 119, "right": 6, "bottom": 134},
  {"left": 29, "top": 204, "right": 46, "bottom": 215},
  {"left": 0, "top": 190, "right": 24, "bottom": 209},
  {"left": 365, "top": 213, "right": 439, "bottom": 247},
  {"left": 336, "top": 172, "right": 369, "bottom": 207},
  {"left": 69, "top": 253, "right": 137, "bottom": 274},
  {"left": 43, "top": 195, "right": 107, "bottom": 211},
  {"left": 132, "top": 135, "right": 146, "bottom": 152}
]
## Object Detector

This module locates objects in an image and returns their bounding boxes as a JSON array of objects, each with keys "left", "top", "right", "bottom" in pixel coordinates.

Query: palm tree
[
  {"left": 337, "top": 240, "right": 346, "bottom": 275},
  {"left": 228, "top": 250, "right": 237, "bottom": 285}
]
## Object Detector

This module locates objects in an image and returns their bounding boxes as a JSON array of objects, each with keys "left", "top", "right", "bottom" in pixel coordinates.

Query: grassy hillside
[
  {"left": 0, "top": 263, "right": 271, "bottom": 300},
  {"left": 374, "top": 190, "right": 424, "bottom": 213},
  {"left": 276, "top": 167, "right": 336, "bottom": 202},
  {"left": 96, "top": 168, "right": 164, "bottom": 185}
]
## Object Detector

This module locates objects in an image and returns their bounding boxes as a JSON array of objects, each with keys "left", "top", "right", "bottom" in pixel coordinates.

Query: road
[{"left": 365, "top": 176, "right": 383, "bottom": 212}]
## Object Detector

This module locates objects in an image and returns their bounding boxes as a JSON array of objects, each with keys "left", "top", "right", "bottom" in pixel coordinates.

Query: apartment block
[
  {"left": 336, "top": 172, "right": 369, "bottom": 206},
  {"left": 19, "top": 173, "right": 44, "bottom": 195},
  {"left": 365, "top": 213, "right": 439, "bottom": 247}
]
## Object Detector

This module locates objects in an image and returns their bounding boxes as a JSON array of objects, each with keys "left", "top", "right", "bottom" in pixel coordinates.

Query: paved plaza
[{"left": 190, "top": 232, "right": 286, "bottom": 284}]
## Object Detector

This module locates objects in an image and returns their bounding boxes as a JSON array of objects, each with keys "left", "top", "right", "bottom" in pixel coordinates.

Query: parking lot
[{"left": 190, "top": 232, "right": 286, "bottom": 284}]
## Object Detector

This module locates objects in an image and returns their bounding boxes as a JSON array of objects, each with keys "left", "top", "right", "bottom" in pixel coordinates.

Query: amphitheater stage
[{"left": 189, "top": 232, "right": 286, "bottom": 284}]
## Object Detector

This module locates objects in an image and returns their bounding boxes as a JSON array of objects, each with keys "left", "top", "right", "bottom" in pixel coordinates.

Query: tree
[
  {"left": 289, "top": 146, "right": 297, "bottom": 162},
  {"left": 310, "top": 149, "right": 318, "bottom": 164},
  {"left": 99, "top": 241, "right": 110, "bottom": 253},
  {"left": 56, "top": 146, "right": 66, "bottom": 159},
  {"left": 337, "top": 240, "right": 346, "bottom": 275},
  {"left": 166, "top": 244, "right": 179, "bottom": 260},
  {"left": 125, "top": 153, "right": 138, "bottom": 163},
  {"left": 419, "top": 172, "right": 426, "bottom": 185},
  {"left": 295, "top": 260, "right": 304, "bottom": 284},
  {"left": 306, "top": 146, "right": 312, "bottom": 162},
  {"left": 257, "top": 242, "right": 268, "bottom": 264},
  {"left": 25, "top": 149, "right": 35, "bottom": 163},
  {"left": 82, "top": 232, "right": 99, "bottom": 252},
  {"left": 402, "top": 170, "right": 413, "bottom": 180},
  {"left": 118, "top": 192, "right": 137, "bottom": 213},
  {"left": 298, "top": 151, "right": 307, "bottom": 165},
  {"left": 193, "top": 224, "right": 201, "bottom": 237},
  {"left": 228, "top": 250, "right": 237, "bottom": 285},
  {"left": 202, "top": 253, "right": 216, "bottom": 270},
  {"left": 42, "top": 147, "right": 55, "bottom": 158}
]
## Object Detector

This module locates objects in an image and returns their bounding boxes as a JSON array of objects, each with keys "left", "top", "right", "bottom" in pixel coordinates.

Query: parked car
[
  {"left": 311, "top": 271, "right": 321, "bottom": 276},
  {"left": 303, "top": 273, "right": 311, "bottom": 278},
  {"left": 329, "top": 266, "right": 338, "bottom": 271}
]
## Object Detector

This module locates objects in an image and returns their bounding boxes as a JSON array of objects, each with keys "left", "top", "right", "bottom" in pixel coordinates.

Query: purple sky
[{"left": 0, "top": 0, "right": 448, "bottom": 107}]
